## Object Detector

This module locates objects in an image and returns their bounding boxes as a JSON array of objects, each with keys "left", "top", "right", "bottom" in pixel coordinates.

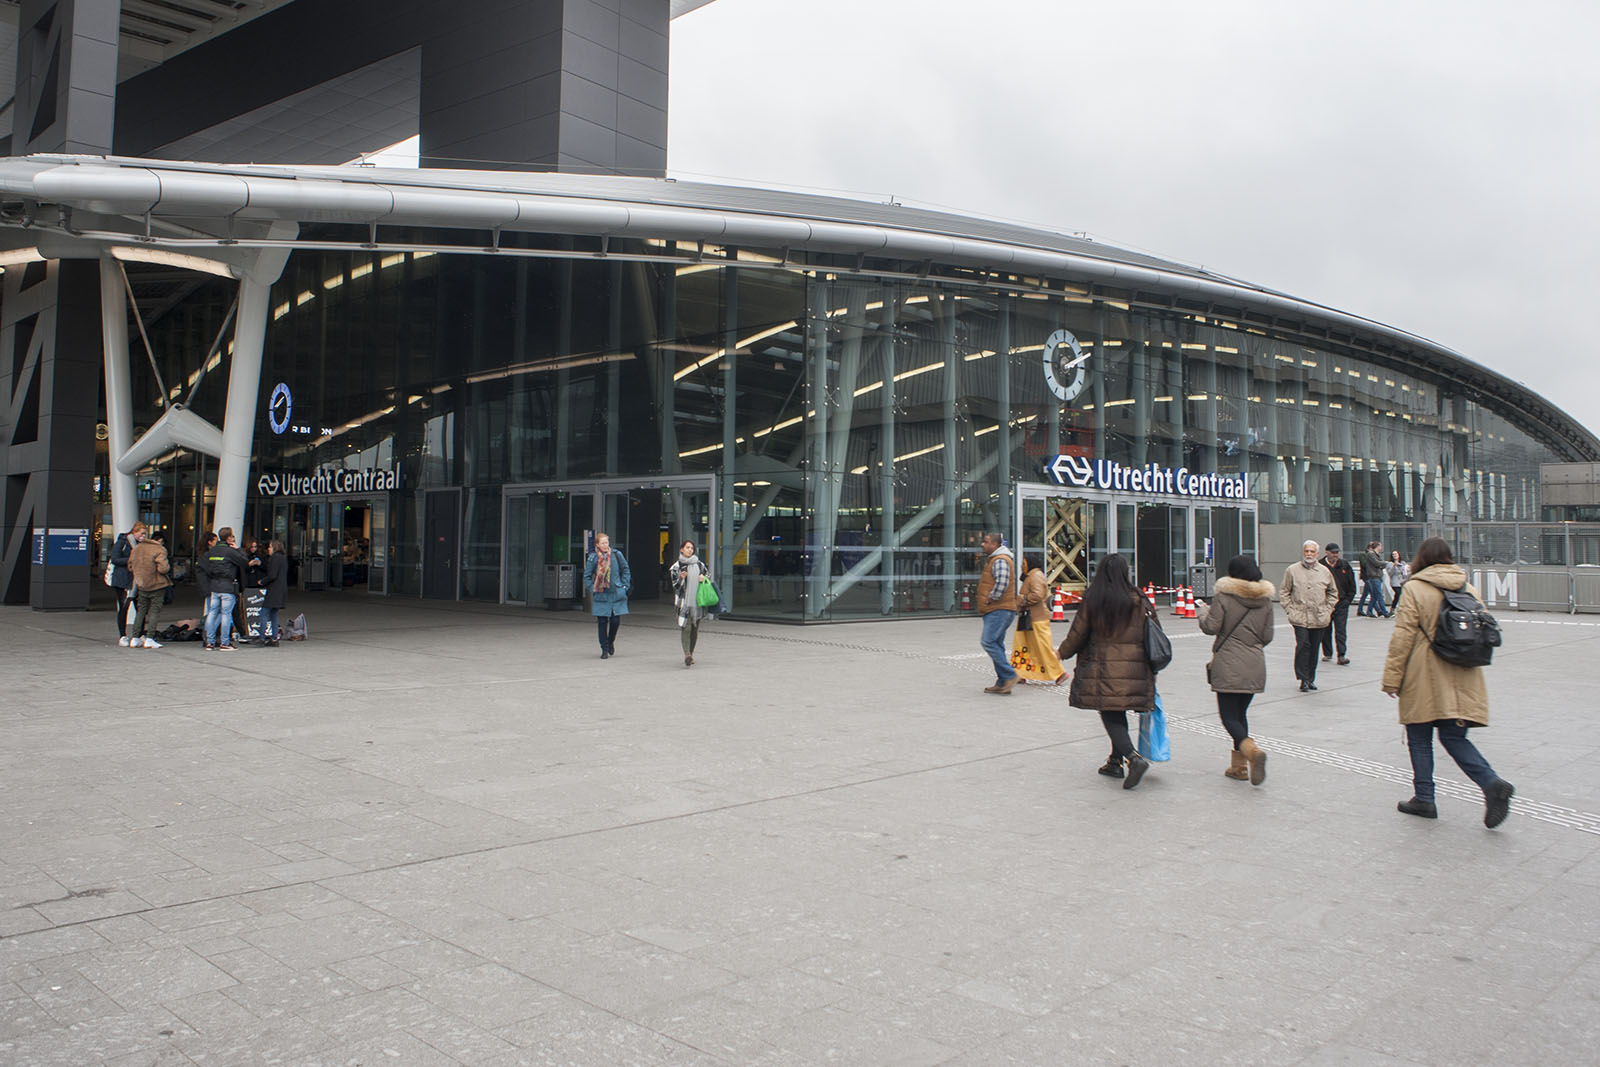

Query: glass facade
[{"left": 111, "top": 236, "right": 1581, "bottom": 620}]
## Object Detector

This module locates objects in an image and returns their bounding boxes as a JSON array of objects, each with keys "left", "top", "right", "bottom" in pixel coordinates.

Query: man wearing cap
[{"left": 1319, "top": 543, "right": 1356, "bottom": 665}]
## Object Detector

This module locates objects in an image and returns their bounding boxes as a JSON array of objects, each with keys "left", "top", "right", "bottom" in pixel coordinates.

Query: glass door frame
[
  {"left": 1014, "top": 481, "right": 1259, "bottom": 589},
  {"left": 500, "top": 475, "right": 718, "bottom": 607}
]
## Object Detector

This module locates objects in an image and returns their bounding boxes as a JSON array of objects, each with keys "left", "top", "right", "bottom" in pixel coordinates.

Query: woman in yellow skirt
[{"left": 1012, "top": 554, "right": 1067, "bottom": 685}]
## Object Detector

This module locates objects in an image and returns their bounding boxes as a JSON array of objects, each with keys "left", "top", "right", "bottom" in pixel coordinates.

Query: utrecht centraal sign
[
  {"left": 1046, "top": 455, "right": 1248, "bottom": 500},
  {"left": 257, "top": 464, "right": 403, "bottom": 497}
]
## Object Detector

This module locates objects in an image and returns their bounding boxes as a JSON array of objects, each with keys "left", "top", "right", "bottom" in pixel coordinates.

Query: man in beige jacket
[{"left": 1281, "top": 540, "right": 1338, "bottom": 692}]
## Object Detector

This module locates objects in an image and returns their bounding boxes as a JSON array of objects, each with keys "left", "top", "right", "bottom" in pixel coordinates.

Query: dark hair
[
  {"left": 1226, "top": 554, "right": 1262, "bottom": 582},
  {"left": 1024, "top": 554, "right": 1042, "bottom": 573},
  {"left": 269, "top": 539, "right": 285, "bottom": 554},
  {"left": 680, "top": 539, "right": 696, "bottom": 552},
  {"left": 1410, "top": 536, "right": 1454, "bottom": 574},
  {"left": 1082, "top": 553, "right": 1138, "bottom": 634}
]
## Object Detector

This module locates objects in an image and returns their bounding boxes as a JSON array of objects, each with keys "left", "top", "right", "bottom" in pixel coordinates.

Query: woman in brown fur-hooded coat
[{"left": 1195, "top": 554, "right": 1275, "bottom": 785}]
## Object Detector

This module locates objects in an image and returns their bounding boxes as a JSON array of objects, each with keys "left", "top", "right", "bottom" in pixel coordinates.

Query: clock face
[
  {"left": 268, "top": 383, "right": 293, "bottom": 435},
  {"left": 1042, "top": 329, "right": 1089, "bottom": 402}
]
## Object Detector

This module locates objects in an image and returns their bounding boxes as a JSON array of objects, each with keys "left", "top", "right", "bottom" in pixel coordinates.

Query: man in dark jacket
[
  {"left": 1320, "top": 543, "right": 1357, "bottom": 665},
  {"left": 1357, "top": 540, "right": 1391, "bottom": 617},
  {"left": 199, "top": 527, "right": 249, "bottom": 651}
]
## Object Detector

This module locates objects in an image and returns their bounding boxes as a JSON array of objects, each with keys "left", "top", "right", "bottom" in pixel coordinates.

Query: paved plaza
[{"left": 2, "top": 590, "right": 1598, "bottom": 1066}]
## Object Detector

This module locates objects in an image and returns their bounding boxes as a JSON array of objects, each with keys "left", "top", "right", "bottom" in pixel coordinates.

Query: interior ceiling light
[{"left": 110, "top": 246, "right": 238, "bottom": 279}]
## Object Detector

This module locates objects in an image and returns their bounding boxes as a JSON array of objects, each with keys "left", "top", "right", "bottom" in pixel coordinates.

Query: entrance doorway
[
  {"left": 423, "top": 489, "right": 460, "bottom": 600},
  {"left": 270, "top": 496, "right": 390, "bottom": 594},
  {"left": 501, "top": 476, "right": 715, "bottom": 608},
  {"left": 1017, "top": 483, "right": 1257, "bottom": 595}
]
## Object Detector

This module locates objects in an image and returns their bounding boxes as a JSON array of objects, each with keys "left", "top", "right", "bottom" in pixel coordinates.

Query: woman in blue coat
[{"left": 583, "top": 531, "right": 631, "bottom": 659}]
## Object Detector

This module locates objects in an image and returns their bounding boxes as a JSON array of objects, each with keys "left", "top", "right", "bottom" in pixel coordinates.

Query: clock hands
[{"left": 1058, "top": 349, "right": 1090, "bottom": 372}]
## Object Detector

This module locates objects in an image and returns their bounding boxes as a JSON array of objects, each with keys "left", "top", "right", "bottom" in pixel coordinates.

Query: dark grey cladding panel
[
  {"left": 560, "top": 72, "right": 620, "bottom": 131},
  {"left": 620, "top": 10, "right": 669, "bottom": 73},
  {"left": 560, "top": 29, "right": 623, "bottom": 91},
  {"left": 422, "top": 6, "right": 565, "bottom": 70},
  {"left": 618, "top": 56, "right": 668, "bottom": 108},
  {"left": 616, "top": 94, "right": 666, "bottom": 150},
  {"left": 423, "top": 30, "right": 562, "bottom": 91},
  {"left": 616, "top": 132, "right": 666, "bottom": 176},
  {"left": 564, "top": 0, "right": 623, "bottom": 50},
  {"left": 421, "top": 118, "right": 561, "bottom": 170},
  {"left": 421, "top": 113, "right": 562, "bottom": 168},
  {"left": 558, "top": 112, "right": 620, "bottom": 171},
  {"left": 420, "top": 83, "right": 527, "bottom": 143}
]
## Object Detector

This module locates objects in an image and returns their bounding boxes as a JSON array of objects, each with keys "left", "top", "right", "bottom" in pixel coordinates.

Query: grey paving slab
[{"left": 3, "top": 594, "right": 1599, "bottom": 1064}]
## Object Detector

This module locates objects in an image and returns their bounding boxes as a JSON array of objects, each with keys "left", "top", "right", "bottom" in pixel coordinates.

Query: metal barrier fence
[
  {"left": 1439, "top": 565, "right": 1600, "bottom": 614},
  {"left": 1337, "top": 522, "right": 1600, "bottom": 613}
]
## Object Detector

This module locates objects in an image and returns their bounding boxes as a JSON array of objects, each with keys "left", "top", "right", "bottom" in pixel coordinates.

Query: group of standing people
[
  {"left": 107, "top": 523, "right": 287, "bottom": 650},
  {"left": 974, "top": 532, "right": 1514, "bottom": 826}
]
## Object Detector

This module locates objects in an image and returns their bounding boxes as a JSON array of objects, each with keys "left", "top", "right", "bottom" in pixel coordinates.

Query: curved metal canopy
[{"left": 0, "top": 152, "right": 1593, "bottom": 460}]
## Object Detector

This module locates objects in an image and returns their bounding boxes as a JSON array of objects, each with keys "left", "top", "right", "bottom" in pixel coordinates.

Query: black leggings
[
  {"left": 1099, "top": 711, "right": 1135, "bottom": 759},
  {"left": 1216, "top": 692, "right": 1254, "bottom": 748},
  {"left": 596, "top": 614, "right": 621, "bottom": 650}
]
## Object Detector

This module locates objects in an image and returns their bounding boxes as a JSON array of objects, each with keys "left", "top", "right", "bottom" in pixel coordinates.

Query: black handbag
[
  {"left": 1016, "top": 609, "right": 1034, "bottom": 632},
  {"left": 1143, "top": 605, "right": 1173, "bottom": 672}
]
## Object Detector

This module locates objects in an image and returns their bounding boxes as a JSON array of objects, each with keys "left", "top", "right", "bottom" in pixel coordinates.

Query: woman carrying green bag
[{"left": 670, "top": 539, "right": 715, "bottom": 667}]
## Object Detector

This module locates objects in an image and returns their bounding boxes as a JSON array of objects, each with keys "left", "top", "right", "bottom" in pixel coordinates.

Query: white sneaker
[
  {"left": 117, "top": 636, "right": 130, "bottom": 647},
  {"left": 142, "top": 638, "right": 163, "bottom": 649}
]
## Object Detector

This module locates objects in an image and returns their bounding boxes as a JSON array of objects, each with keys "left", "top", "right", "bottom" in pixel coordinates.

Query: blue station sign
[{"left": 1046, "top": 455, "right": 1248, "bottom": 500}]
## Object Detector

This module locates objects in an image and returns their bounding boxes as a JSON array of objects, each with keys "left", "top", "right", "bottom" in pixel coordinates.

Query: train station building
[{"left": 1, "top": 0, "right": 1595, "bottom": 619}]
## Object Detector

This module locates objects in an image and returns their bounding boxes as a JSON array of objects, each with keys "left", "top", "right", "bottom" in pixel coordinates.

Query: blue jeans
[
  {"left": 980, "top": 609, "right": 1019, "bottom": 684},
  {"left": 263, "top": 606, "right": 279, "bottom": 641},
  {"left": 205, "top": 591, "right": 238, "bottom": 646},
  {"left": 1405, "top": 721, "right": 1498, "bottom": 802},
  {"left": 1360, "top": 577, "right": 1390, "bottom": 616}
]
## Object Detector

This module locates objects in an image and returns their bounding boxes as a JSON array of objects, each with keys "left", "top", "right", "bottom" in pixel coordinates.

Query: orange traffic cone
[
  {"left": 1051, "top": 586, "right": 1066, "bottom": 622},
  {"left": 1172, "top": 584, "right": 1183, "bottom": 615},
  {"left": 921, "top": 584, "right": 932, "bottom": 612},
  {"left": 1144, "top": 582, "right": 1156, "bottom": 610},
  {"left": 961, "top": 584, "right": 972, "bottom": 612}
]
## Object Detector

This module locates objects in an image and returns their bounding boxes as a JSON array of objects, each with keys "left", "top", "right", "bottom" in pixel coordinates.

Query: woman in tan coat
[
  {"left": 1381, "top": 537, "right": 1514, "bottom": 827},
  {"left": 1057, "top": 553, "right": 1157, "bottom": 790},
  {"left": 1195, "top": 555, "right": 1275, "bottom": 785},
  {"left": 1010, "top": 555, "right": 1066, "bottom": 684}
]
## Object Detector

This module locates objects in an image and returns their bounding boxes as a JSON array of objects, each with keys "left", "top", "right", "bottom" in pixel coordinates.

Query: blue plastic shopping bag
[{"left": 1137, "top": 688, "right": 1172, "bottom": 762}]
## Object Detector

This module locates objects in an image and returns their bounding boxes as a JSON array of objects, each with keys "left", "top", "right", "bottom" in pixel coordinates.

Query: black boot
[
  {"left": 1484, "top": 780, "right": 1514, "bottom": 829},
  {"left": 1123, "top": 753, "right": 1150, "bottom": 790},
  {"left": 1097, "top": 755, "right": 1124, "bottom": 779},
  {"left": 1397, "top": 797, "right": 1438, "bottom": 819}
]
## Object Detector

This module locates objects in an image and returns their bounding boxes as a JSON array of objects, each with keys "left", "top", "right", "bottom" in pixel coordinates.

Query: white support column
[
  {"left": 99, "top": 255, "right": 138, "bottom": 537},
  {"left": 213, "top": 236, "right": 292, "bottom": 536}
]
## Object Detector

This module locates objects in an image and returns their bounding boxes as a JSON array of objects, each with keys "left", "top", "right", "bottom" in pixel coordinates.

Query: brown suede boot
[
  {"left": 1224, "top": 749, "right": 1249, "bottom": 780},
  {"left": 1240, "top": 738, "right": 1267, "bottom": 785}
]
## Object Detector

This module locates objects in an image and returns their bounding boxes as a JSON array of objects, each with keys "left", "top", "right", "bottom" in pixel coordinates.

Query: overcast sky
[{"left": 666, "top": 0, "right": 1600, "bottom": 440}]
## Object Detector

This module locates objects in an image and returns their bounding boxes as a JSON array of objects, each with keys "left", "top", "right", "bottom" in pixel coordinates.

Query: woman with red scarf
[{"left": 583, "top": 531, "right": 632, "bottom": 659}]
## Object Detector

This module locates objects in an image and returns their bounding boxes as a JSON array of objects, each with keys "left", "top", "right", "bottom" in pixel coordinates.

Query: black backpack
[{"left": 1430, "top": 586, "right": 1502, "bottom": 667}]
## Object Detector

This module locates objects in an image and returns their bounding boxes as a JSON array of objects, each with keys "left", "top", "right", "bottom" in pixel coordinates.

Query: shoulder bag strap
[{"left": 1213, "top": 603, "right": 1250, "bottom": 653}]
